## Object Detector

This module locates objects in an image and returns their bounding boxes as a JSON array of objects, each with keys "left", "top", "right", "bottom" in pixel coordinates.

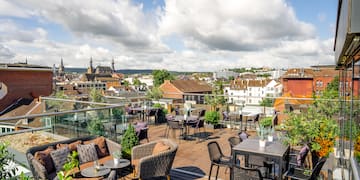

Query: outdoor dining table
[
  {"left": 231, "top": 138, "right": 290, "bottom": 180},
  {"left": 131, "top": 107, "right": 158, "bottom": 121},
  {"left": 174, "top": 115, "right": 198, "bottom": 140},
  {"left": 228, "top": 112, "right": 258, "bottom": 130}
]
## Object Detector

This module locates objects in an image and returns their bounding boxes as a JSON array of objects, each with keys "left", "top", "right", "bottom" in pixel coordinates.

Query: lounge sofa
[
  {"left": 26, "top": 136, "right": 120, "bottom": 180},
  {"left": 131, "top": 139, "right": 178, "bottom": 179}
]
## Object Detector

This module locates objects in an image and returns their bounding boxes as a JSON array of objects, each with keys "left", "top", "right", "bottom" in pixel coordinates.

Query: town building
[{"left": 159, "top": 80, "right": 212, "bottom": 104}]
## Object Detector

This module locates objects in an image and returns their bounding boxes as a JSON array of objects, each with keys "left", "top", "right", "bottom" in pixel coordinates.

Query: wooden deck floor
[{"left": 135, "top": 123, "right": 257, "bottom": 180}]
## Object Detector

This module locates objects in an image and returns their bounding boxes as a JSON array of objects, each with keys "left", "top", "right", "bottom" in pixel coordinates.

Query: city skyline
[{"left": 0, "top": 0, "right": 337, "bottom": 71}]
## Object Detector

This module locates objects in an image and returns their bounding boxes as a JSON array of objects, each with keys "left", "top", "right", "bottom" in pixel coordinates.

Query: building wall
[
  {"left": 283, "top": 79, "right": 313, "bottom": 97},
  {"left": 0, "top": 69, "right": 53, "bottom": 112}
]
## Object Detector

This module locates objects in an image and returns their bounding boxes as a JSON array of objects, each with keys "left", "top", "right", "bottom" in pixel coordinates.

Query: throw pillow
[
  {"left": 296, "top": 145, "right": 310, "bottom": 166},
  {"left": 84, "top": 137, "right": 109, "bottom": 158},
  {"left": 77, "top": 143, "right": 98, "bottom": 164},
  {"left": 50, "top": 147, "right": 70, "bottom": 172},
  {"left": 56, "top": 140, "right": 82, "bottom": 152},
  {"left": 152, "top": 141, "right": 170, "bottom": 155},
  {"left": 34, "top": 146, "right": 55, "bottom": 174}
]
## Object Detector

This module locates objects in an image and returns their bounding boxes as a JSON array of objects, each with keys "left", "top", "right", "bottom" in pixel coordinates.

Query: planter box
[
  {"left": 351, "top": 156, "right": 360, "bottom": 180},
  {"left": 205, "top": 123, "right": 222, "bottom": 130}
]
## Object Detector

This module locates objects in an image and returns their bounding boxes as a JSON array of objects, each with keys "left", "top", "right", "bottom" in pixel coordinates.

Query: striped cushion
[
  {"left": 50, "top": 147, "right": 69, "bottom": 172},
  {"left": 77, "top": 143, "right": 98, "bottom": 164}
]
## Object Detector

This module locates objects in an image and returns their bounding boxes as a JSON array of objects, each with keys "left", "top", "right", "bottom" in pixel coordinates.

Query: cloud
[
  {"left": 159, "top": 0, "right": 316, "bottom": 51},
  {"left": 0, "top": 1, "right": 31, "bottom": 18},
  {"left": 0, "top": 0, "right": 335, "bottom": 71},
  {"left": 0, "top": 44, "right": 15, "bottom": 59},
  {"left": 10, "top": 0, "right": 164, "bottom": 50},
  {"left": 0, "top": 20, "right": 47, "bottom": 43}
]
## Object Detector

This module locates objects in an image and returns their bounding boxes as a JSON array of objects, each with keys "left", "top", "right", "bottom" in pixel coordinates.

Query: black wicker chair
[
  {"left": 233, "top": 164, "right": 272, "bottom": 180},
  {"left": 131, "top": 139, "right": 178, "bottom": 180},
  {"left": 207, "top": 141, "right": 232, "bottom": 180},
  {"left": 283, "top": 157, "right": 327, "bottom": 180}
]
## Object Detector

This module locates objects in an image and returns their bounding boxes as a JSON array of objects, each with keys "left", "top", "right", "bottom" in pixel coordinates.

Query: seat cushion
[
  {"left": 77, "top": 143, "right": 98, "bottom": 164},
  {"left": 34, "top": 146, "right": 55, "bottom": 174},
  {"left": 56, "top": 140, "right": 82, "bottom": 152},
  {"left": 50, "top": 147, "right": 70, "bottom": 172},
  {"left": 152, "top": 141, "right": 170, "bottom": 155},
  {"left": 84, "top": 137, "right": 109, "bottom": 158}
]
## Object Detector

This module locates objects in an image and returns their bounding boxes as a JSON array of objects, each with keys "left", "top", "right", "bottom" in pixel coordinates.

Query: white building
[
  {"left": 213, "top": 69, "right": 239, "bottom": 80},
  {"left": 224, "top": 78, "right": 281, "bottom": 106}
]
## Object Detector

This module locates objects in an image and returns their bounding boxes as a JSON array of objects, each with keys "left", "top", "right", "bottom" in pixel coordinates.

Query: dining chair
[
  {"left": 166, "top": 120, "right": 184, "bottom": 142},
  {"left": 228, "top": 136, "right": 242, "bottom": 155},
  {"left": 247, "top": 114, "right": 260, "bottom": 129},
  {"left": 233, "top": 164, "right": 272, "bottom": 180},
  {"left": 283, "top": 157, "right": 327, "bottom": 180},
  {"left": 207, "top": 141, "right": 232, "bottom": 180},
  {"left": 190, "top": 118, "right": 206, "bottom": 139}
]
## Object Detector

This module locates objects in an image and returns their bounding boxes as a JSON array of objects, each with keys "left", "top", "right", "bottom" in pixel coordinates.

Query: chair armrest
[
  {"left": 132, "top": 142, "right": 156, "bottom": 160},
  {"left": 106, "top": 138, "right": 121, "bottom": 155},
  {"left": 31, "top": 158, "right": 48, "bottom": 180}
]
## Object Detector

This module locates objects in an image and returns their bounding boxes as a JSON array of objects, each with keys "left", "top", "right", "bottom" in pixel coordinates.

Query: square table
[{"left": 232, "top": 138, "right": 290, "bottom": 179}]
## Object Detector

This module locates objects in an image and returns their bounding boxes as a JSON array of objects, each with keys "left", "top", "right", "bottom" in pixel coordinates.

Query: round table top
[
  {"left": 104, "top": 159, "right": 131, "bottom": 169},
  {"left": 81, "top": 166, "right": 110, "bottom": 178}
]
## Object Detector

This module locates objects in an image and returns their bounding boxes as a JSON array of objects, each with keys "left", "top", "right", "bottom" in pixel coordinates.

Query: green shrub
[
  {"left": 121, "top": 124, "right": 139, "bottom": 159},
  {"left": 0, "top": 142, "right": 17, "bottom": 179},
  {"left": 259, "top": 117, "right": 272, "bottom": 127},
  {"left": 204, "top": 111, "right": 220, "bottom": 125}
]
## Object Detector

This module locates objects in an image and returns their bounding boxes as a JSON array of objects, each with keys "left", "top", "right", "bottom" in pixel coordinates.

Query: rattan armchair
[{"left": 131, "top": 139, "right": 178, "bottom": 180}]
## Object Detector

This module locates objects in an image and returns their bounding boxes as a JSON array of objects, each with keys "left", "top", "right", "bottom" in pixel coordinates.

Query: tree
[
  {"left": 205, "top": 81, "right": 226, "bottom": 110},
  {"left": 121, "top": 124, "right": 139, "bottom": 159},
  {"left": 146, "top": 86, "right": 163, "bottom": 100},
  {"left": 89, "top": 88, "right": 104, "bottom": 103},
  {"left": 260, "top": 96, "right": 274, "bottom": 107},
  {"left": 152, "top": 69, "right": 174, "bottom": 87},
  {"left": 48, "top": 91, "right": 68, "bottom": 110}
]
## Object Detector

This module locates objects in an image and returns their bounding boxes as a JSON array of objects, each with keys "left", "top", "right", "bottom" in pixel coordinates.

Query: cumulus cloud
[
  {"left": 0, "top": 44, "right": 15, "bottom": 59},
  {"left": 9, "top": 0, "right": 164, "bottom": 50},
  {"left": 159, "top": 0, "right": 316, "bottom": 51},
  {"left": 0, "top": 20, "right": 47, "bottom": 43},
  {"left": 0, "top": 0, "right": 335, "bottom": 71}
]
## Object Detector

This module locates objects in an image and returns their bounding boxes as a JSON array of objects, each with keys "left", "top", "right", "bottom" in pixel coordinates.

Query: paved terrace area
[{"left": 143, "top": 123, "right": 256, "bottom": 180}]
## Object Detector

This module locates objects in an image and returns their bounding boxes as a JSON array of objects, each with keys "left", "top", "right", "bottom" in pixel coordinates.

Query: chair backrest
[
  {"left": 233, "top": 165, "right": 264, "bottom": 180},
  {"left": 296, "top": 144, "right": 310, "bottom": 166},
  {"left": 309, "top": 157, "right": 327, "bottom": 180},
  {"left": 254, "top": 114, "right": 260, "bottom": 122},
  {"left": 223, "top": 111, "right": 229, "bottom": 120},
  {"left": 168, "top": 120, "right": 183, "bottom": 129},
  {"left": 228, "top": 136, "right": 242, "bottom": 149},
  {"left": 207, "top": 141, "right": 224, "bottom": 163},
  {"left": 137, "top": 127, "right": 148, "bottom": 141},
  {"left": 198, "top": 109, "right": 206, "bottom": 117}
]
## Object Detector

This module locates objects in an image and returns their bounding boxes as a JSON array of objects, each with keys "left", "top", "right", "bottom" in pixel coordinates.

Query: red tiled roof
[{"left": 169, "top": 80, "right": 212, "bottom": 93}]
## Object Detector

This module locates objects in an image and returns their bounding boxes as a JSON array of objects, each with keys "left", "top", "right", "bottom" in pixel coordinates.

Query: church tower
[
  {"left": 87, "top": 57, "right": 94, "bottom": 74},
  {"left": 58, "top": 58, "right": 65, "bottom": 76},
  {"left": 111, "top": 58, "right": 115, "bottom": 73}
]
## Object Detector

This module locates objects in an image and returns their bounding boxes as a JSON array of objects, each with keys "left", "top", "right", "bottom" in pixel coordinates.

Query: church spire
[
  {"left": 111, "top": 58, "right": 115, "bottom": 73},
  {"left": 58, "top": 57, "right": 65, "bottom": 76},
  {"left": 87, "top": 57, "right": 94, "bottom": 74}
]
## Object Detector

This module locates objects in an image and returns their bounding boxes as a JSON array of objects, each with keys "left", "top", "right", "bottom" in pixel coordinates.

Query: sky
[{"left": 0, "top": 0, "right": 338, "bottom": 72}]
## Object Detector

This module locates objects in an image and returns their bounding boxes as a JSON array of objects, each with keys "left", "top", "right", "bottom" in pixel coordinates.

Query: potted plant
[
  {"left": 112, "top": 150, "right": 122, "bottom": 165},
  {"left": 204, "top": 111, "right": 220, "bottom": 129},
  {"left": 121, "top": 124, "right": 139, "bottom": 159},
  {"left": 267, "top": 127, "right": 274, "bottom": 142},
  {"left": 257, "top": 125, "right": 267, "bottom": 148},
  {"left": 0, "top": 142, "right": 17, "bottom": 179}
]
